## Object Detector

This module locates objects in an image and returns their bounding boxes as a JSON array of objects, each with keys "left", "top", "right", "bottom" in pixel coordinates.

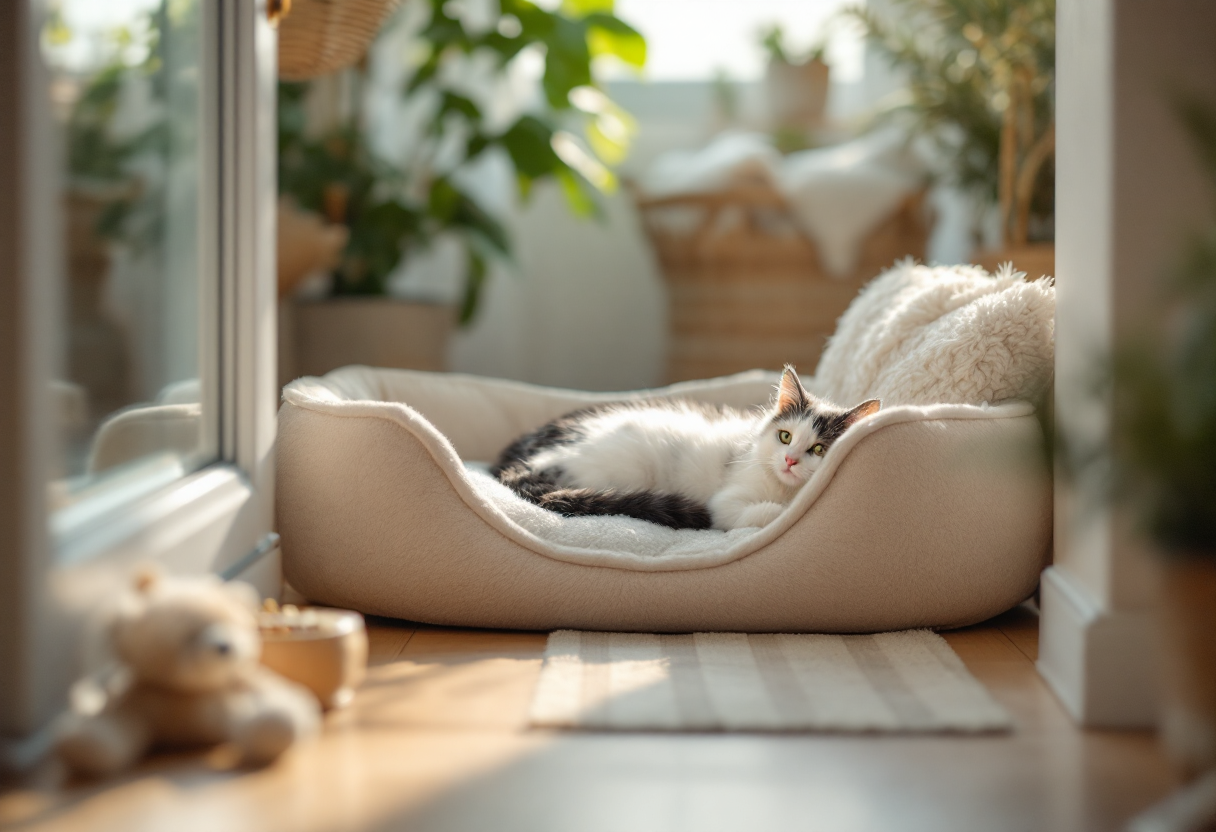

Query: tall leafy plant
[
  {"left": 277, "top": 0, "right": 645, "bottom": 323},
  {"left": 849, "top": 0, "right": 1055, "bottom": 246},
  {"left": 1112, "top": 98, "right": 1216, "bottom": 555}
]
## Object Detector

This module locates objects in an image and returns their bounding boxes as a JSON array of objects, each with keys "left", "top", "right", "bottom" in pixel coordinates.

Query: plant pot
[
  {"left": 764, "top": 57, "right": 830, "bottom": 134},
  {"left": 280, "top": 297, "right": 454, "bottom": 385},
  {"left": 1159, "top": 558, "right": 1216, "bottom": 778},
  {"left": 973, "top": 243, "right": 1056, "bottom": 281}
]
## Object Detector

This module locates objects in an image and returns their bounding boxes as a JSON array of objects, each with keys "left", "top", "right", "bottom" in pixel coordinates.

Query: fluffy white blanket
[
  {"left": 640, "top": 130, "right": 928, "bottom": 277},
  {"left": 814, "top": 260, "right": 1056, "bottom": 406},
  {"left": 462, "top": 460, "right": 766, "bottom": 561}
]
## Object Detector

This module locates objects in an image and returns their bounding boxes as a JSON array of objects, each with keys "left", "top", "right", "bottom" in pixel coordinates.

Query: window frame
[{"left": 0, "top": 0, "right": 279, "bottom": 743}]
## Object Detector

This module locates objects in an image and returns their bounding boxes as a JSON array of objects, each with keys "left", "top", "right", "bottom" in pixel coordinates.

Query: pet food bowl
[{"left": 259, "top": 605, "right": 368, "bottom": 709}]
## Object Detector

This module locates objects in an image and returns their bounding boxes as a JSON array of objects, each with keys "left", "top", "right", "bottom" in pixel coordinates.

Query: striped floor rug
[{"left": 529, "top": 630, "right": 1011, "bottom": 733}]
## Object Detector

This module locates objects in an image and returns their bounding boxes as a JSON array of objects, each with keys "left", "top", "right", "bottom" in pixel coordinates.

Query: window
[
  {"left": 608, "top": 0, "right": 864, "bottom": 83},
  {"left": 0, "top": 0, "right": 278, "bottom": 742},
  {"left": 45, "top": 0, "right": 218, "bottom": 533}
]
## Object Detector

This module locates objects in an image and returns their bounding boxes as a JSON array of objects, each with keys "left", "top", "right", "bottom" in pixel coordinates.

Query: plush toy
[{"left": 56, "top": 569, "right": 322, "bottom": 778}]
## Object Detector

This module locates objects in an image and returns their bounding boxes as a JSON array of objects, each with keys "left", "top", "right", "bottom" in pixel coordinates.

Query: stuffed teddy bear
[{"left": 56, "top": 569, "right": 322, "bottom": 778}]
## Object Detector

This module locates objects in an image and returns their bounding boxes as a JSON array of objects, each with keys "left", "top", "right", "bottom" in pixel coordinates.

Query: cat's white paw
[{"left": 733, "top": 502, "right": 785, "bottom": 529}]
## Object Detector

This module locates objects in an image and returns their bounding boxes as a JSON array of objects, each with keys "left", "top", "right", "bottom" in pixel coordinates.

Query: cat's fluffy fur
[{"left": 491, "top": 367, "right": 880, "bottom": 530}]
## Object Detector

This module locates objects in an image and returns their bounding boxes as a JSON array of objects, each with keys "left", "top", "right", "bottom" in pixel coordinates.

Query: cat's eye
[
  {"left": 778, "top": 430, "right": 792, "bottom": 445},
  {"left": 810, "top": 443, "right": 826, "bottom": 456}
]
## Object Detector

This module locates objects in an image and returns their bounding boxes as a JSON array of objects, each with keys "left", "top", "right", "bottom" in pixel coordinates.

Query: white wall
[{"left": 449, "top": 183, "right": 669, "bottom": 391}]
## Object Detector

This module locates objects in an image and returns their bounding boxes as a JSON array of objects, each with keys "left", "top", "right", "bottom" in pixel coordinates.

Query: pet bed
[{"left": 277, "top": 263, "right": 1055, "bottom": 633}]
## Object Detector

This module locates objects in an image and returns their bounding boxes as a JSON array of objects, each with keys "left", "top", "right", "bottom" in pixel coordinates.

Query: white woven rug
[{"left": 529, "top": 630, "right": 1011, "bottom": 732}]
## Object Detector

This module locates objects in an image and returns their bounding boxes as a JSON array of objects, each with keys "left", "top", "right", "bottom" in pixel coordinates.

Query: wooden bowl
[{"left": 259, "top": 608, "right": 368, "bottom": 709}]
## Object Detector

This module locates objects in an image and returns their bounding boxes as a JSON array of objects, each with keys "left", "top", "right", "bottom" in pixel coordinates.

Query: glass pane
[{"left": 42, "top": 0, "right": 214, "bottom": 514}]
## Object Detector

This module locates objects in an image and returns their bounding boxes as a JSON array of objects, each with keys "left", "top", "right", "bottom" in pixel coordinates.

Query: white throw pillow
[{"left": 812, "top": 261, "right": 1055, "bottom": 407}]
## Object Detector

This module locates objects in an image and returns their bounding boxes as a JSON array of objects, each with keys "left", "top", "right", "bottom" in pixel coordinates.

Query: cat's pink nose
[{"left": 784, "top": 455, "right": 799, "bottom": 467}]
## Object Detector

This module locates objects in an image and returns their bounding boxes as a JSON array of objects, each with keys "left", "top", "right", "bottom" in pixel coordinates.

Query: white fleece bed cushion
[{"left": 277, "top": 367, "right": 1052, "bottom": 633}]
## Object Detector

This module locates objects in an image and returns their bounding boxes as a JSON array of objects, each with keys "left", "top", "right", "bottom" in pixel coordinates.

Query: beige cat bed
[{"left": 277, "top": 263, "right": 1056, "bottom": 632}]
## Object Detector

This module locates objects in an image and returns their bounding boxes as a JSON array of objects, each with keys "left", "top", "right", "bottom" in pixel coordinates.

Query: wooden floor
[{"left": 0, "top": 605, "right": 1177, "bottom": 832}]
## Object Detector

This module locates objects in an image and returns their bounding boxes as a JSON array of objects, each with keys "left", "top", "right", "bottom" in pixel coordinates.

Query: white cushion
[{"left": 814, "top": 261, "right": 1055, "bottom": 407}]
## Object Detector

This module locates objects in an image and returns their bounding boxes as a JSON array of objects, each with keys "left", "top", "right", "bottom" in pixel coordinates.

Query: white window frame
[{"left": 0, "top": 0, "right": 279, "bottom": 744}]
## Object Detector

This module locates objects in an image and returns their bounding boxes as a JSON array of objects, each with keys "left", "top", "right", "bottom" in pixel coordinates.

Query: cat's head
[{"left": 759, "top": 366, "right": 881, "bottom": 487}]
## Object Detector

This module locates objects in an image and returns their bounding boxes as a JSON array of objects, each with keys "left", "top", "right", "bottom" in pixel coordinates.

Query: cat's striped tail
[{"left": 535, "top": 487, "right": 713, "bottom": 531}]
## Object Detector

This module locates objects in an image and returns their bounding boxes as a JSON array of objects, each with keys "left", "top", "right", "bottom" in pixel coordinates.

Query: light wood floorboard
[{"left": 0, "top": 605, "right": 1177, "bottom": 832}]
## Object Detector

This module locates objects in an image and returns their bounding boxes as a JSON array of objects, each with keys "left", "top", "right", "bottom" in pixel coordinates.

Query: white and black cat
[{"left": 491, "top": 366, "right": 880, "bottom": 530}]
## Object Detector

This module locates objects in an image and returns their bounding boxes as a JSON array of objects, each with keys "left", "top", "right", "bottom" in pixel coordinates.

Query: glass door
[
  {"left": 44, "top": 0, "right": 219, "bottom": 527},
  {"left": 0, "top": 0, "right": 279, "bottom": 742}
]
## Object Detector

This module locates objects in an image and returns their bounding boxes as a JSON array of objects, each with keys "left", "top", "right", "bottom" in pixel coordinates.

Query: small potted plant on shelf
[
  {"left": 759, "top": 24, "right": 831, "bottom": 153},
  {"left": 276, "top": 0, "right": 645, "bottom": 380},
  {"left": 1111, "top": 96, "right": 1216, "bottom": 782},
  {"left": 850, "top": 0, "right": 1055, "bottom": 278}
]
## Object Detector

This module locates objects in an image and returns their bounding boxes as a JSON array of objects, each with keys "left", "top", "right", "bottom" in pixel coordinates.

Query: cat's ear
[
  {"left": 843, "top": 398, "right": 882, "bottom": 426},
  {"left": 776, "top": 366, "right": 808, "bottom": 413}
]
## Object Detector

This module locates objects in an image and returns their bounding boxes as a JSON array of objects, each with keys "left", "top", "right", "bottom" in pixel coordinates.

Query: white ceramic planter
[{"left": 764, "top": 57, "right": 830, "bottom": 132}]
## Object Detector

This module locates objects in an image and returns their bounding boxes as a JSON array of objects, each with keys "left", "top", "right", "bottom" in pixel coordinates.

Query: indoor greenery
[
  {"left": 277, "top": 0, "right": 645, "bottom": 324},
  {"left": 1111, "top": 98, "right": 1216, "bottom": 556},
  {"left": 848, "top": 0, "right": 1055, "bottom": 247},
  {"left": 757, "top": 23, "right": 830, "bottom": 154},
  {"left": 53, "top": 3, "right": 183, "bottom": 252},
  {"left": 759, "top": 23, "right": 827, "bottom": 67}
]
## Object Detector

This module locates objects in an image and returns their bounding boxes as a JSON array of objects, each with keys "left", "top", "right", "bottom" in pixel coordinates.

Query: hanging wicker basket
[{"left": 278, "top": 0, "right": 401, "bottom": 81}]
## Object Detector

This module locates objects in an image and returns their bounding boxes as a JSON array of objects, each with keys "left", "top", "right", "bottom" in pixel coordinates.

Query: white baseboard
[{"left": 1037, "top": 565, "right": 1160, "bottom": 728}]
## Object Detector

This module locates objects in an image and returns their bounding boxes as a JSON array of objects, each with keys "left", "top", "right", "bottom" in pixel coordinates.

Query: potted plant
[
  {"left": 276, "top": 0, "right": 646, "bottom": 379},
  {"left": 759, "top": 24, "right": 830, "bottom": 153},
  {"left": 1111, "top": 97, "right": 1216, "bottom": 780},
  {"left": 850, "top": 0, "right": 1055, "bottom": 277}
]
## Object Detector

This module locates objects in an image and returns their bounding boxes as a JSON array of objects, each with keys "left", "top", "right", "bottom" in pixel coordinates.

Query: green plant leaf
[
  {"left": 551, "top": 130, "right": 617, "bottom": 192},
  {"left": 406, "top": 50, "right": 443, "bottom": 93},
  {"left": 560, "top": 0, "right": 615, "bottom": 16},
  {"left": 439, "top": 91, "right": 482, "bottom": 121},
  {"left": 480, "top": 31, "right": 533, "bottom": 63},
  {"left": 428, "top": 177, "right": 461, "bottom": 222},
  {"left": 571, "top": 90, "right": 636, "bottom": 165},
  {"left": 554, "top": 165, "right": 600, "bottom": 218},
  {"left": 583, "top": 13, "right": 645, "bottom": 67},
  {"left": 465, "top": 131, "right": 491, "bottom": 160},
  {"left": 516, "top": 172, "right": 535, "bottom": 202},
  {"left": 507, "top": 2, "right": 557, "bottom": 39},
  {"left": 500, "top": 115, "right": 561, "bottom": 179},
  {"left": 447, "top": 189, "right": 511, "bottom": 256},
  {"left": 585, "top": 118, "right": 625, "bottom": 165},
  {"left": 458, "top": 248, "right": 488, "bottom": 324},
  {"left": 541, "top": 16, "right": 592, "bottom": 109}
]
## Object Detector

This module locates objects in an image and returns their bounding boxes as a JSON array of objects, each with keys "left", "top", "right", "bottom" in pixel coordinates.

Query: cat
[{"left": 491, "top": 366, "right": 880, "bottom": 531}]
